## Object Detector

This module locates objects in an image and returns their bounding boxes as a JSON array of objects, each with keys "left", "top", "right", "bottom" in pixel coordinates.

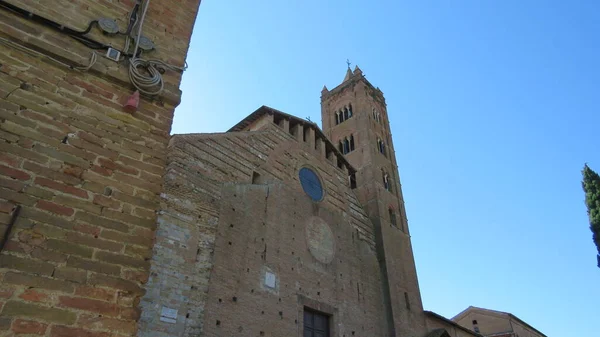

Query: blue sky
[{"left": 173, "top": 1, "right": 600, "bottom": 335}]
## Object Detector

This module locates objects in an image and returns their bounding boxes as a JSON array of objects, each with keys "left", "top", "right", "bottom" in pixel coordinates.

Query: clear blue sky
[{"left": 173, "top": 1, "right": 600, "bottom": 335}]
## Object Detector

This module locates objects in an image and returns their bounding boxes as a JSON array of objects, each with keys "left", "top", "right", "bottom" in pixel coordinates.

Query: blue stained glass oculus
[{"left": 299, "top": 168, "right": 323, "bottom": 201}]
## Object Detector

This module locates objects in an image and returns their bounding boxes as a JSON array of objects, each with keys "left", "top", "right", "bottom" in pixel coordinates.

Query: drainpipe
[{"left": 0, "top": 205, "right": 21, "bottom": 253}]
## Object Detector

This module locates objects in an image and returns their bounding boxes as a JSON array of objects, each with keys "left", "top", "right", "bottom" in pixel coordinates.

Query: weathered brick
[
  {"left": 69, "top": 138, "right": 118, "bottom": 160},
  {"left": 0, "top": 187, "right": 37, "bottom": 206},
  {"left": 77, "top": 315, "right": 137, "bottom": 334},
  {"left": 0, "top": 120, "right": 60, "bottom": 147},
  {"left": 23, "top": 161, "right": 81, "bottom": 185},
  {"left": 66, "top": 232, "right": 123, "bottom": 252},
  {"left": 53, "top": 267, "right": 87, "bottom": 284},
  {"left": 74, "top": 212, "right": 129, "bottom": 233},
  {"left": 97, "top": 158, "right": 139, "bottom": 176},
  {"left": 124, "top": 245, "right": 152, "bottom": 259},
  {"left": 34, "top": 177, "right": 88, "bottom": 198},
  {"left": 3, "top": 272, "right": 74, "bottom": 293},
  {"left": 112, "top": 191, "right": 158, "bottom": 210},
  {"left": 0, "top": 152, "right": 21, "bottom": 168},
  {"left": 50, "top": 325, "right": 111, "bottom": 337},
  {"left": 81, "top": 171, "right": 135, "bottom": 195},
  {"left": 32, "top": 247, "right": 68, "bottom": 263},
  {"left": 0, "top": 176, "right": 24, "bottom": 191},
  {"left": 34, "top": 144, "right": 91, "bottom": 169},
  {"left": 74, "top": 286, "right": 115, "bottom": 302},
  {"left": 92, "top": 194, "right": 120, "bottom": 209},
  {"left": 0, "top": 317, "right": 10, "bottom": 331},
  {"left": 66, "top": 256, "right": 121, "bottom": 276},
  {"left": 58, "top": 296, "right": 119, "bottom": 317},
  {"left": 1, "top": 301, "right": 76, "bottom": 325},
  {"left": 0, "top": 201, "right": 15, "bottom": 214},
  {"left": 101, "top": 209, "right": 155, "bottom": 230},
  {"left": 0, "top": 255, "right": 54, "bottom": 276},
  {"left": 88, "top": 274, "right": 145, "bottom": 296},
  {"left": 117, "top": 155, "right": 164, "bottom": 175},
  {"left": 11, "top": 319, "right": 48, "bottom": 335},
  {"left": 100, "top": 230, "right": 152, "bottom": 246},
  {"left": 0, "top": 108, "right": 37, "bottom": 129},
  {"left": 90, "top": 164, "right": 112, "bottom": 176},
  {"left": 36, "top": 200, "right": 74, "bottom": 216},
  {"left": 46, "top": 239, "right": 94, "bottom": 258},
  {"left": 0, "top": 288, "right": 14, "bottom": 299},
  {"left": 23, "top": 185, "right": 55, "bottom": 199},
  {"left": 20, "top": 207, "right": 73, "bottom": 230},
  {"left": 53, "top": 195, "right": 100, "bottom": 215},
  {"left": 95, "top": 251, "right": 149, "bottom": 270},
  {"left": 0, "top": 142, "right": 48, "bottom": 164},
  {"left": 0, "top": 165, "right": 30, "bottom": 181},
  {"left": 19, "top": 289, "right": 49, "bottom": 303}
]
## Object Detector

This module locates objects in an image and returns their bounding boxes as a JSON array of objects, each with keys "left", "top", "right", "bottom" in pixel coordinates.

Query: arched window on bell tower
[
  {"left": 348, "top": 104, "right": 353, "bottom": 118},
  {"left": 382, "top": 171, "right": 391, "bottom": 192},
  {"left": 343, "top": 107, "right": 349, "bottom": 121},
  {"left": 350, "top": 135, "right": 355, "bottom": 151},
  {"left": 335, "top": 112, "right": 340, "bottom": 125},
  {"left": 389, "top": 207, "right": 397, "bottom": 228},
  {"left": 343, "top": 137, "right": 350, "bottom": 154}
]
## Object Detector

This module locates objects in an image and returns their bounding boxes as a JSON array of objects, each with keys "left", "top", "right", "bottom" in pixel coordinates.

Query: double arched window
[
  {"left": 372, "top": 108, "right": 381, "bottom": 123},
  {"left": 335, "top": 104, "right": 353, "bottom": 125},
  {"left": 338, "top": 134, "right": 355, "bottom": 155}
]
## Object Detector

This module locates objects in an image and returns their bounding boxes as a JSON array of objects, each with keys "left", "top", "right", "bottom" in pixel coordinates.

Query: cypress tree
[{"left": 582, "top": 164, "right": 600, "bottom": 268}]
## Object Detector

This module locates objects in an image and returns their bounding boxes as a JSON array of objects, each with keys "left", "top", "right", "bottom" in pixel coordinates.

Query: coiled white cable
[{"left": 127, "top": 0, "right": 186, "bottom": 96}]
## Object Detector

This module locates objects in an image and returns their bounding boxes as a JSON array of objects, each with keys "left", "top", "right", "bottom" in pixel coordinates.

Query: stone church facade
[{"left": 0, "top": 1, "right": 484, "bottom": 337}]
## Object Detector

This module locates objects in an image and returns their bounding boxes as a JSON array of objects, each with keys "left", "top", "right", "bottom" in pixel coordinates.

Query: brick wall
[
  {"left": 0, "top": 0, "right": 200, "bottom": 336},
  {"left": 141, "top": 118, "right": 386, "bottom": 336}
]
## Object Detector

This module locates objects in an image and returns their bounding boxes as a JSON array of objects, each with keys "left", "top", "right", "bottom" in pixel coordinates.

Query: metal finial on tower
[{"left": 346, "top": 59, "right": 351, "bottom": 69}]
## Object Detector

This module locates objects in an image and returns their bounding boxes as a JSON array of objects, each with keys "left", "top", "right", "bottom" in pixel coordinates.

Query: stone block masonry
[{"left": 0, "top": 0, "right": 201, "bottom": 336}]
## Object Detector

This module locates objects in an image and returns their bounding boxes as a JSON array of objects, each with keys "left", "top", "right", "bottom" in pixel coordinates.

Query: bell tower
[{"left": 321, "top": 66, "right": 426, "bottom": 337}]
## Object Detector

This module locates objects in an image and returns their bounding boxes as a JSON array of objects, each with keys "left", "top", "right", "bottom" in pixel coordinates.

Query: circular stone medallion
[{"left": 305, "top": 216, "right": 335, "bottom": 264}]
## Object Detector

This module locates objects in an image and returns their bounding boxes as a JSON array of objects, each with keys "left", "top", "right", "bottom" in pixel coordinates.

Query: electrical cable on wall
[{"left": 0, "top": 0, "right": 186, "bottom": 96}]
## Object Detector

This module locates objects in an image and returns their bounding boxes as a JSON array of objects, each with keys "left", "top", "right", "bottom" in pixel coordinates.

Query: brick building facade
[
  {"left": 0, "top": 1, "right": 506, "bottom": 337},
  {"left": 0, "top": 0, "right": 201, "bottom": 336}
]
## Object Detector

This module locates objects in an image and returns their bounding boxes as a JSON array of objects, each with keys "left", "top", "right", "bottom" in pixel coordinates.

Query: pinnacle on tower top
[
  {"left": 353, "top": 65, "right": 362, "bottom": 76},
  {"left": 343, "top": 67, "right": 354, "bottom": 82}
]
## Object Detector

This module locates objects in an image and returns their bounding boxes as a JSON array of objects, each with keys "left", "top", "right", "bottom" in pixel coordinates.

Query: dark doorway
[{"left": 304, "top": 308, "right": 330, "bottom": 337}]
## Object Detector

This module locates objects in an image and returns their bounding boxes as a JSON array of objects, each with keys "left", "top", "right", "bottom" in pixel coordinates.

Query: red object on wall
[{"left": 123, "top": 90, "right": 140, "bottom": 113}]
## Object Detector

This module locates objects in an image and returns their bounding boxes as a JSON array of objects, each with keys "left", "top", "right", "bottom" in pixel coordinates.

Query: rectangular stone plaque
[
  {"left": 160, "top": 306, "right": 178, "bottom": 323},
  {"left": 265, "top": 271, "right": 276, "bottom": 288}
]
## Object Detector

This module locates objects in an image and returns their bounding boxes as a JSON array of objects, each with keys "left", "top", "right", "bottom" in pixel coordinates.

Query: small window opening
[
  {"left": 404, "top": 292, "right": 410, "bottom": 310},
  {"left": 335, "top": 112, "right": 340, "bottom": 125},
  {"left": 290, "top": 122, "right": 299, "bottom": 137},
  {"left": 349, "top": 173, "right": 357, "bottom": 189},
  {"left": 389, "top": 208, "right": 397, "bottom": 227},
  {"left": 348, "top": 103, "right": 353, "bottom": 117},
  {"left": 383, "top": 172, "right": 391, "bottom": 192},
  {"left": 338, "top": 141, "right": 343, "bottom": 153},
  {"left": 343, "top": 138, "right": 350, "bottom": 154},
  {"left": 472, "top": 320, "right": 478, "bottom": 325},
  {"left": 350, "top": 135, "right": 355, "bottom": 151},
  {"left": 337, "top": 157, "right": 344, "bottom": 169},
  {"left": 343, "top": 107, "right": 349, "bottom": 120},
  {"left": 252, "top": 171, "right": 263, "bottom": 184}
]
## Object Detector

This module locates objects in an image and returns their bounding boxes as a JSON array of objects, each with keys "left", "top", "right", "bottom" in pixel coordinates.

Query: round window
[{"left": 299, "top": 167, "right": 324, "bottom": 201}]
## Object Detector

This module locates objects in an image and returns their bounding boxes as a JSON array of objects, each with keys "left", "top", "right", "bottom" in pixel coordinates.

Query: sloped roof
[
  {"left": 424, "top": 311, "right": 483, "bottom": 337},
  {"left": 452, "top": 306, "right": 546, "bottom": 337},
  {"left": 227, "top": 105, "right": 356, "bottom": 173}
]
